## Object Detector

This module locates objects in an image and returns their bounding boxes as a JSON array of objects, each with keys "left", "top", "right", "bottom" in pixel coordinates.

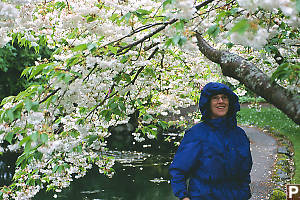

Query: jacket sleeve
[
  {"left": 239, "top": 129, "right": 253, "bottom": 199},
  {"left": 169, "top": 129, "right": 202, "bottom": 199}
]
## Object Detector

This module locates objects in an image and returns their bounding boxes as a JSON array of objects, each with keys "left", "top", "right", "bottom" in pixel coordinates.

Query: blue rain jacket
[{"left": 169, "top": 82, "right": 252, "bottom": 200}]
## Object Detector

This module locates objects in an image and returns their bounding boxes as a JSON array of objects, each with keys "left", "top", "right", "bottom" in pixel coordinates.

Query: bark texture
[{"left": 195, "top": 32, "right": 300, "bottom": 125}]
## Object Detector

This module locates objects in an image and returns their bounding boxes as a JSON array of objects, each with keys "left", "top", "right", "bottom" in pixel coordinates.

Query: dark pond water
[
  {"left": 0, "top": 151, "right": 17, "bottom": 187},
  {"left": 34, "top": 151, "right": 177, "bottom": 200},
  {"left": 0, "top": 126, "right": 182, "bottom": 199}
]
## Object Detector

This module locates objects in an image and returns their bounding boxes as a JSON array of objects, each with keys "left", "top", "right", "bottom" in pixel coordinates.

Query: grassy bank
[{"left": 237, "top": 106, "right": 300, "bottom": 183}]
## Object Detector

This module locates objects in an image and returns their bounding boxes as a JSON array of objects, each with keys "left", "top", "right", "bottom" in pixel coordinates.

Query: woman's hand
[{"left": 182, "top": 198, "right": 190, "bottom": 200}]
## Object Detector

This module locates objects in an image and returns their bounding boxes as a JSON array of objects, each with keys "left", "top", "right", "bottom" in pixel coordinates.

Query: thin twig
[
  {"left": 85, "top": 84, "right": 116, "bottom": 120},
  {"left": 99, "top": 22, "right": 165, "bottom": 51},
  {"left": 131, "top": 42, "right": 144, "bottom": 61},
  {"left": 129, "top": 47, "right": 159, "bottom": 86},
  {"left": 117, "top": 19, "right": 177, "bottom": 54},
  {"left": 195, "top": 0, "right": 216, "bottom": 10},
  {"left": 39, "top": 88, "right": 61, "bottom": 104}
]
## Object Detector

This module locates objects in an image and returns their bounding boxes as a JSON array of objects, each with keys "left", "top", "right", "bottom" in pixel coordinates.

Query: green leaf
[
  {"left": 70, "top": 130, "right": 80, "bottom": 138},
  {"left": 175, "top": 20, "right": 185, "bottom": 31},
  {"left": 123, "top": 12, "right": 132, "bottom": 22},
  {"left": 31, "top": 101, "right": 39, "bottom": 112},
  {"left": 118, "top": 12, "right": 132, "bottom": 23},
  {"left": 87, "top": 135, "right": 98, "bottom": 145},
  {"left": 108, "top": 45, "right": 118, "bottom": 55},
  {"left": 31, "top": 131, "right": 39, "bottom": 142},
  {"left": 58, "top": 165, "right": 64, "bottom": 173},
  {"left": 119, "top": 101, "right": 126, "bottom": 111},
  {"left": 87, "top": 43, "right": 97, "bottom": 52},
  {"left": 0, "top": 111, "right": 4, "bottom": 123},
  {"left": 164, "top": 38, "right": 173, "bottom": 48},
  {"left": 72, "top": 43, "right": 88, "bottom": 52},
  {"left": 296, "top": 0, "right": 300, "bottom": 13},
  {"left": 110, "top": 13, "right": 120, "bottom": 22},
  {"left": 172, "top": 35, "right": 181, "bottom": 45},
  {"left": 123, "top": 73, "right": 131, "bottom": 83},
  {"left": 45, "top": 95, "right": 56, "bottom": 109},
  {"left": 120, "top": 55, "right": 129, "bottom": 64},
  {"left": 55, "top": 1, "right": 66, "bottom": 10},
  {"left": 62, "top": 73, "right": 72, "bottom": 84},
  {"left": 16, "top": 154, "right": 27, "bottom": 168},
  {"left": 6, "top": 109, "right": 14, "bottom": 122},
  {"left": 137, "top": 99, "right": 143, "bottom": 106},
  {"left": 29, "top": 64, "right": 48, "bottom": 80},
  {"left": 41, "top": 133, "right": 48, "bottom": 144},
  {"left": 163, "top": 0, "right": 174, "bottom": 9},
  {"left": 1, "top": 96, "right": 15, "bottom": 106},
  {"left": 76, "top": 118, "right": 85, "bottom": 125},
  {"left": 66, "top": 54, "right": 81, "bottom": 67},
  {"left": 24, "top": 98, "right": 33, "bottom": 112},
  {"left": 24, "top": 140, "right": 32, "bottom": 154},
  {"left": 86, "top": 15, "right": 97, "bottom": 23},
  {"left": 12, "top": 104, "right": 22, "bottom": 120},
  {"left": 5, "top": 132, "right": 14, "bottom": 144},
  {"left": 37, "top": 85, "right": 44, "bottom": 95},
  {"left": 135, "top": 9, "right": 151, "bottom": 16},
  {"left": 110, "top": 102, "right": 118, "bottom": 109},
  {"left": 21, "top": 67, "right": 32, "bottom": 78},
  {"left": 230, "top": 19, "right": 250, "bottom": 34},
  {"left": 100, "top": 110, "right": 112, "bottom": 122},
  {"left": 74, "top": 144, "right": 82, "bottom": 153},
  {"left": 207, "top": 24, "right": 220, "bottom": 38},
  {"left": 34, "top": 151, "right": 43, "bottom": 161},
  {"left": 19, "top": 136, "right": 31, "bottom": 147},
  {"left": 173, "top": 35, "right": 187, "bottom": 46},
  {"left": 53, "top": 164, "right": 59, "bottom": 173},
  {"left": 52, "top": 47, "right": 63, "bottom": 57},
  {"left": 158, "top": 121, "right": 168, "bottom": 129}
]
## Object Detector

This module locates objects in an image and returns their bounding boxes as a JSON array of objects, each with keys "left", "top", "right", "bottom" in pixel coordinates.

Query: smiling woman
[
  {"left": 210, "top": 94, "right": 229, "bottom": 119},
  {"left": 169, "top": 82, "right": 253, "bottom": 200}
]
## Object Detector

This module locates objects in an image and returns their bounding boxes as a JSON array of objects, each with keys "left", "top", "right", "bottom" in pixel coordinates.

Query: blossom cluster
[
  {"left": 164, "top": 0, "right": 197, "bottom": 20},
  {"left": 237, "top": 0, "right": 299, "bottom": 27}
]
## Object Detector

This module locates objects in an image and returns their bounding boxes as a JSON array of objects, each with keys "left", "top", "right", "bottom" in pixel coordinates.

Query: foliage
[
  {"left": 269, "top": 188, "right": 286, "bottom": 200},
  {"left": 238, "top": 96, "right": 266, "bottom": 104},
  {"left": 0, "top": 41, "right": 52, "bottom": 101},
  {"left": 0, "top": 0, "right": 299, "bottom": 199}
]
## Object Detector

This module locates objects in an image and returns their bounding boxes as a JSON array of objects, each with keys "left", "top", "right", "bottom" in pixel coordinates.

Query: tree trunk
[{"left": 195, "top": 32, "right": 300, "bottom": 125}]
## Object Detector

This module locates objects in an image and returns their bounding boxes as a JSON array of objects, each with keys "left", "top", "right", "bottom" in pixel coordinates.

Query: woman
[{"left": 169, "top": 82, "right": 252, "bottom": 200}]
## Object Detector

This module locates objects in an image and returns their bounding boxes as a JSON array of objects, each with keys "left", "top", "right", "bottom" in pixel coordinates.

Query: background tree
[
  {"left": 0, "top": 41, "right": 52, "bottom": 101},
  {"left": 0, "top": 0, "right": 299, "bottom": 199}
]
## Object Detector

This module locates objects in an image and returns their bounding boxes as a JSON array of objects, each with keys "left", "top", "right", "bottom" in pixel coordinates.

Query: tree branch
[
  {"left": 39, "top": 88, "right": 60, "bottom": 104},
  {"left": 195, "top": 32, "right": 222, "bottom": 63},
  {"left": 195, "top": 0, "right": 216, "bottom": 10},
  {"left": 117, "top": 19, "right": 177, "bottom": 54}
]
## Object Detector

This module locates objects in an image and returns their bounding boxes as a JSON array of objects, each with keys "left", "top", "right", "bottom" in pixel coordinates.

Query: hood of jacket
[{"left": 199, "top": 82, "right": 240, "bottom": 126}]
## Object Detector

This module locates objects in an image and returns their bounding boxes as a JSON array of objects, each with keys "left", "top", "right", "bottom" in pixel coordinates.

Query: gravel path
[{"left": 241, "top": 126, "right": 278, "bottom": 200}]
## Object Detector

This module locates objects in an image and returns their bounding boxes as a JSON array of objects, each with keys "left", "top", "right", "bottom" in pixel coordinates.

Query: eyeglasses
[{"left": 211, "top": 95, "right": 229, "bottom": 102}]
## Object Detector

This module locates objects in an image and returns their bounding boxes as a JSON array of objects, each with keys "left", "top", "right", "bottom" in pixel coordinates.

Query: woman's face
[{"left": 210, "top": 94, "right": 229, "bottom": 119}]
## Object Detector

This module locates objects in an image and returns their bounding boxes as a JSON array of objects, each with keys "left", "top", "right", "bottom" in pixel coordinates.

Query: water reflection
[
  {"left": 0, "top": 152, "right": 17, "bottom": 187},
  {"left": 34, "top": 151, "right": 177, "bottom": 200}
]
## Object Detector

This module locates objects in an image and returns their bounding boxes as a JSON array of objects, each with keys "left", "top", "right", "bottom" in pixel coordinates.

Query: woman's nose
[{"left": 218, "top": 97, "right": 224, "bottom": 103}]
